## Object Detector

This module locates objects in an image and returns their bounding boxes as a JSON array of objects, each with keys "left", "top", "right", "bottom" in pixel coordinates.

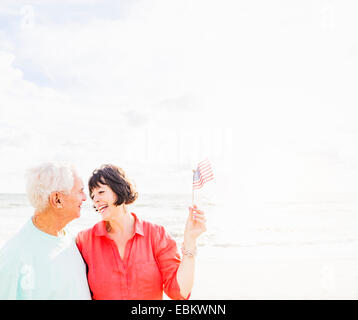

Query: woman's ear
[{"left": 49, "top": 192, "right": 63, "bottom": 209}]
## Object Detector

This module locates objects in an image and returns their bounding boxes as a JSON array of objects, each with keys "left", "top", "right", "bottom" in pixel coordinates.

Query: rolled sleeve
[{"left": 154, "top": 226, "right": 190, "bottom": 300}]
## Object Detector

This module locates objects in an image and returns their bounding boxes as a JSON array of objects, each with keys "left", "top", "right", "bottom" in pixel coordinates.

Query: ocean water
[{"left": 1, "top": 192, "right": 358, "bottom": 251}]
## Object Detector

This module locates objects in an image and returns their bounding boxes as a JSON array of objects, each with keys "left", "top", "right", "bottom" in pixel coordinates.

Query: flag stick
[{"left": 192, "top": 169, "right": 195, "bottom": 206}]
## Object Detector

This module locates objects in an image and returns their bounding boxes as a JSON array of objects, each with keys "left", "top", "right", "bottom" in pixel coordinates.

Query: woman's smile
[{"left": 98, "top": 204, "right": 108, "bottom": 213}]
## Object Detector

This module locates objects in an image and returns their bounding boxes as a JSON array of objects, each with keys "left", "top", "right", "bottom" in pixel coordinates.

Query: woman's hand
[
  {"left": 177, "top": 204, "right": 206, "bottom": 298},
  {"left": 183, "top": 204, "right": 207, "bottom": 246}
]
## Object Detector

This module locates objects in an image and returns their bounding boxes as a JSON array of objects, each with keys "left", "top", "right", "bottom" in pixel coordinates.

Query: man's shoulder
[
  {"left": 0, "top": 220, "right": 33, "bottom": 266},
  {"left": 0, "top": 219, "right": 33, "bottom": 249}
]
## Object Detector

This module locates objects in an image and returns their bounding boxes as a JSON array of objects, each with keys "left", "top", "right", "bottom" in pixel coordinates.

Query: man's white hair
[{"left": 25, "top": 162, "right": 75, "bottom": 212}]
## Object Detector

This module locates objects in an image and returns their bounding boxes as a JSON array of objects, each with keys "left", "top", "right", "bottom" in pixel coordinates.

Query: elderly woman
[{"left": 76, "top": 164, "right": 206, "bottom": 300}]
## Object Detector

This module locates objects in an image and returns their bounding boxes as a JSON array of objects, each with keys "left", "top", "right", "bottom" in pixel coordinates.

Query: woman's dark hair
[{"left": 89, "top": 164, "right": 138, "bottom": 206}]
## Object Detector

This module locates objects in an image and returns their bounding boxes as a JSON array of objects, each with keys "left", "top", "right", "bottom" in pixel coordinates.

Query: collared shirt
[
  {"left": 76, "top": 213, "right": 189, "bottom": 300},
  {"left": 0, "top": 218, "right": 91, "bottom": 300}
]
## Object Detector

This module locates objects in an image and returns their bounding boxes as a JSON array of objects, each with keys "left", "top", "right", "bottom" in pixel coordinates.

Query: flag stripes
[{"left": 193, "top": 159, "right": 214, "bottom": 190}]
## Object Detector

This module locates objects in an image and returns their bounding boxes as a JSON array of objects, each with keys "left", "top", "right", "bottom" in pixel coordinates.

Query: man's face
[{"left": 61, "top": 173, "right": 87, "bottom": 221}]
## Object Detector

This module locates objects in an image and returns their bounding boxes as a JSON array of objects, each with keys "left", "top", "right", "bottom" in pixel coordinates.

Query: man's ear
[{"left": 49, "top": 192, "right": 63, "bottom": 209}]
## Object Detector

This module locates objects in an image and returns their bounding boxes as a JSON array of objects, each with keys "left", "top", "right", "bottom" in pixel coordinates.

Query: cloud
[
  {"left": 0, "top": 1, "right": 237, "bottom": 110},
  {"left": 1, "top": 0, "right": 358, "bottom": 197}
]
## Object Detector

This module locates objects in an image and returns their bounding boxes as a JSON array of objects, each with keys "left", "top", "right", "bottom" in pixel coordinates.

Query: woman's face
[{"left": 91, "top": 183, "right": 119, "bottom": 221}]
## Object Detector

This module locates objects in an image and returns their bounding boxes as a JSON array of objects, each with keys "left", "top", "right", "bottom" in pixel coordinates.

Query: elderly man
[{"left": 0, "top": 163, "right": 91, "bottom": 299}]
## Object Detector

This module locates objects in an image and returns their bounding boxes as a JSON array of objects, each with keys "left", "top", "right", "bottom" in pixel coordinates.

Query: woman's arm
[{"left": 176, "top": 205, "right": 206, "bottom": 298}]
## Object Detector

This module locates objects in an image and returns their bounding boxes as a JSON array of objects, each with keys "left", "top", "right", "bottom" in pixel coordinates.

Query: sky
[{"left": 1, "top": 0, "right": 358, "bottom": 205}]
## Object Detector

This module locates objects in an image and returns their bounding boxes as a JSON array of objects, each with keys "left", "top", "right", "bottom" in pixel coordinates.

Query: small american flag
[{"left": 192, "top": 159, "right": 214, "bottom": 190}]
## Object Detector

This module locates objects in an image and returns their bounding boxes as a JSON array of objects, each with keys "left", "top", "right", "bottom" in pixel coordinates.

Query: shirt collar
[{"left": 94, "top": 212, "right": 144, "bottom": 237}]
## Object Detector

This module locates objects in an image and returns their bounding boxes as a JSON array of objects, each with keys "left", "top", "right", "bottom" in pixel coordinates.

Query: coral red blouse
[{"left": 76, "top": 213, "right": 189, "bottom": 300}]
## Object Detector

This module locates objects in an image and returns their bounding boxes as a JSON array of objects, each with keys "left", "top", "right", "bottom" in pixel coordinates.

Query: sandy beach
[{"left": 189, "top": 245, "right": 358, "bottom": 300}]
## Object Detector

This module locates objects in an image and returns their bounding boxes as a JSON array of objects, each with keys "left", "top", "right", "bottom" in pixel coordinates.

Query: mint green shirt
[{"left": 0, "top": 218, "right": 91, "bottom": 300}]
